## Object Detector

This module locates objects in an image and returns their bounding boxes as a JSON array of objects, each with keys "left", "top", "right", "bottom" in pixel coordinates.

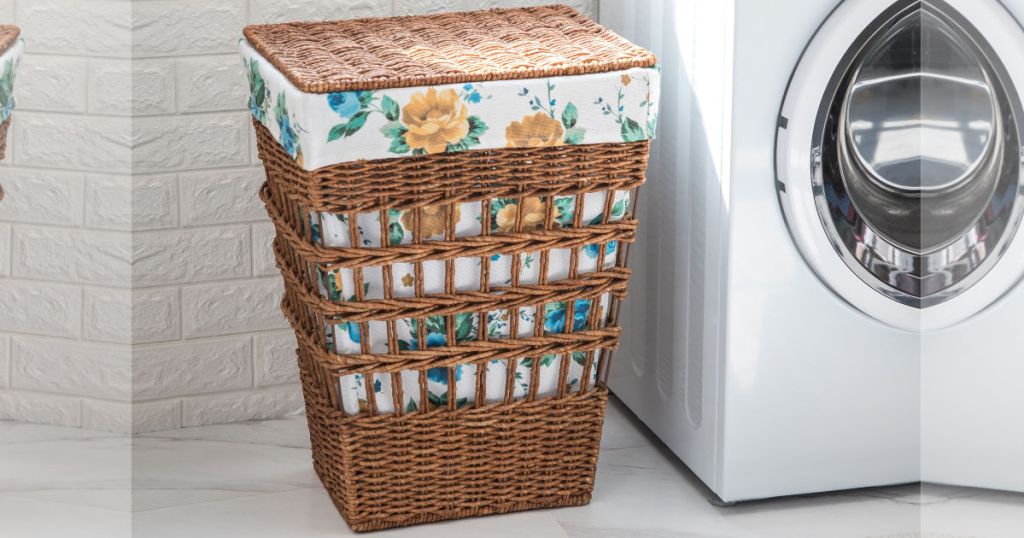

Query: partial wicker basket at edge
[
  {"left": 0, "top": 24, "right": 19, "bottom": 201},
  {"left": 248, "top": 5, "right": 657, "bottom": 532}
]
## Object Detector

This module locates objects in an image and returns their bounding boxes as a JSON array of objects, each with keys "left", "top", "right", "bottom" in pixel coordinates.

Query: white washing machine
[{"left": 601, "top": 0, "right": 1024, "bottom": 502}]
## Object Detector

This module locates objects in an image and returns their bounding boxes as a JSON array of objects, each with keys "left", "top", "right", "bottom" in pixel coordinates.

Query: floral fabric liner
[
  {"left": 240, "top": 39, "right": 660, "bottom": 171},
  {"left": 0, "top": 39, "right": 23, "bottom": 124},
  {"left": 306, "top": 189, "right": 630, "bottom": 415}
]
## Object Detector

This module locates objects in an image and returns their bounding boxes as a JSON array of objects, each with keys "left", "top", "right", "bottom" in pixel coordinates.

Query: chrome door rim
[{"left": 808, "top": 0, "right": 1024, "bottom": 308}]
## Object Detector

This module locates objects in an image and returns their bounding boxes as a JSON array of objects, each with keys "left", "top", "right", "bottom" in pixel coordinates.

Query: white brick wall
[
  {"left": 0, "top": 1, "right": 131, "bottom": 431},
  {"left": 1, "top": 0, "right": 597, "bottom": 434}
]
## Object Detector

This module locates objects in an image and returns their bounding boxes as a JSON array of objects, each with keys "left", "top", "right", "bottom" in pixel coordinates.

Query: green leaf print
[
  {"left": 245, "top": 58, "right": 269, "bottom": 124},
  {"left": 454, "top": 313, "right": 476, "bottom": 342},
  {"left": 379, "top": 120, "right": 405, "bottom": 138},
  {"left": 563, "top": 127, "right": 586, "bottom": 145},
  {"left": 553, "top": 197, "right": 575, "bottom": 226},
  {"left": 327, "top": 110, "right": 370, "bottom": 142},
  {"left": 520, "top": 354, "right": 557, "bottom": 368},
  {"left": 425, "top": 316, "right": 446, "bottom": 335},
  {"left": 465, "top": 116, "right": 488, "bottom": 143},
  {"left": 647, "top": 113, "right": 658, "bottom": 139},
  {"left": 427, "top": 391, "right": 444, "bottom": 408},
  {"left": 561, "top": 102, "right": 578, "bottom": 129},
  {"left": 426, "top": 391, "right": 466, "bottom": 408},
  {"left": 610, "top": 197, "right": 628, "bottom": 219},
  {"left": 620, "top": 117, "right": 645, "bottom": 142},
  {"left": 388, "top": 222, "right": 405, "bottom": 246},
  {"left": 380, "top": 95, "right": 400, "bottom": 121},
  {"left": 388, "top": 131, "right": 411, "bottom": 154},
  {"left": 405, "top": 399, "right": 418, "bottom": 413}
]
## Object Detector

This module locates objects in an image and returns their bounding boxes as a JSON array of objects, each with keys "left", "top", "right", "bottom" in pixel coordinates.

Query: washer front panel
[{"left": 776, "top": 0, "right": 1024, "bottom": 331}]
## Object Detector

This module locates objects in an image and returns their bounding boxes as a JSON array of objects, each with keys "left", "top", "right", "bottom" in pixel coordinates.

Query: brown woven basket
[
  {"left": 0, "top": 25, "right": 19, "bottom": 201},
  {"left": 248, "top": 6, "right": 656, "bottom": 532},
  {"left": 0, "top": 117, "right": 9, "bottom": 162}
]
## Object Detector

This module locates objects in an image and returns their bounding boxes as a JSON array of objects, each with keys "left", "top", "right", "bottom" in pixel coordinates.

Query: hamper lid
[
  {"left": 242, "top": 5, "right": 657, "bottom": 93},
  {"left": 0, "top": 25, "right": 19, "bottom": 54}
]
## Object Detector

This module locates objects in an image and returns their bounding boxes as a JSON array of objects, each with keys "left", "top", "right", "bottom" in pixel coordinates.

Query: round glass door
[{"left": 816, "top": 1, "right": 1023, "bottom": 307}]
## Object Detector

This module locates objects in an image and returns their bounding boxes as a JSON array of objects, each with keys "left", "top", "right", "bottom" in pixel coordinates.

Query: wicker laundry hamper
[
  {"left": 242, "top": 6, "right": 660, "bottom": 531},
  {"left": 0, "top": 25, "right": 22, "bottom": 201}
]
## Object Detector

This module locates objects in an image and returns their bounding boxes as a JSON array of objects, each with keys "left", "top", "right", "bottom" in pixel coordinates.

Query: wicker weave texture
[
  {"left": 0, "top": 118, "right": 9, "bottom": 201},
  {"left": 0, "top": 25, "right": 18, "bottom": 55},
  {"left": 258, "top": 119, "right": 648, "bottom": 530},
  {"left": 297, "top": 347, "right": 608, "bottom": 532},
  {"left": 243, "top": 5, "right": 657, "bottom": 93},
  {"left": 0, "top": 117, "right": 8, "bottom": 162},
  {"left": 249, "top": 6, "right": 655, "bottom": 530}
]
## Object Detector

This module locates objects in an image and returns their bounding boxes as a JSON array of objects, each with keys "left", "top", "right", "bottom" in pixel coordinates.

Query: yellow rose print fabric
[{"left": 402, "top": 88, "right": 472, "bottom": 154}]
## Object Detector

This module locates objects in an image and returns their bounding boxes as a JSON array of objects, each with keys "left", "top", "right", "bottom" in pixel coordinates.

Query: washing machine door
[{"left": 776, "top": 0, "right": 1024, "bottom": 331}]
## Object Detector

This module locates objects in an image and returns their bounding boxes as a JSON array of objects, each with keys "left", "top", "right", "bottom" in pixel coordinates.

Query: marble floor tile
[
  {"left": 0, "top": 422, "right": 131, "bottom": 512},
  {"left": 131, "top": 434, "right": 320, "bottom": 511},
  {"left": 137, "top": 417, "right": 311, "bottom": 449},
  {"left": 132, "top": 488, "right": 570, "bottom": 538},
  {"left": 0, "top": 421, "right": 123, "bottom": 444},
  {"left": 4, "top": 399, "right": 1024, "bottom": 537},
  {"left": 0, "top": 496, "right": 131, "bottom": 538}
]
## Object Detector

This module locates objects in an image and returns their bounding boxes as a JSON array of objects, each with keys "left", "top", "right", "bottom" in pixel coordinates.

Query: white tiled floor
[{"left": 2, "top": 398, "right": 1023, "bottom": 537}]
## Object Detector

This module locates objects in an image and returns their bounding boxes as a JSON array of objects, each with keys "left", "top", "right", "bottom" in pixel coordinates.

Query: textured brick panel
[
  {"left": 179, "top": 168, "right": 266, "bottom": 226},
  {"left": 130, "top": 60, "right": 175, "bottom": 116},
  {"left": 181, "top": 278, "right": 288, "bottom": 338},
  {"left": 85, "top": 175, "right": 131, "bottom": 230},
  {"left": 133, "top": 226, "right": 251, "bottom": 287},
  {"left": 254, "top": 332, "right": 299, "bottom": 387},
  {"left": 251, "top": 221, "right": 278, "bottom": 277},
  {"left": 132, "top": 175, "right": 179, "bottom": 231},
  {"left": 132, "top": 114, "right": 249, "bottom": 172},
  {"left": 182, "top": 385, "right": 303, "bottom": 427},
  {"left": 133, "top": 400, "right": 183, "bottom": 434},
  {"left": 89, "top": 60, "right": 134, "bottom": 116},
  {"left": 83, "top": 287, "right": 131, "bottom": 344},
  {"left": 14, "top": 113, "right": 131, "bottom": 172},
  {"left": 16, "top": 55, "right": 88, "bottom": 112},
  {"left": 0, "top": 391, "right": 82, "bottom": 427},
  {"left": 0, "top": 169, "right": 85, "bottom": 225},
  {"left": 11, "top": 338, "right": 131, "bottom": 400},
  {"left": 133, "top": 1, "right": 245, "bottom": 57},
  {"left": 132, "top": 288, "right": 181, "bottom": 344},
  {"left": 0, "top": 280, "right": 82, "bottom": 337},
  {"left": 176, "top": 55, "right": 247, "bottom": 113},
  {"left": 248, "top": 0, "right": 390, "bottom": 24},
  {"left": 12, "top": 227, "right": 131, "bottom": 286},
  {"left": 133, "top": 337, "right": 253, "bottom": 399},
  {"left": 82, "top": 399, "right": 132, "bottom": 433},
  {"left": 19, "top": 0, "right": 130, "bottom": 57}
]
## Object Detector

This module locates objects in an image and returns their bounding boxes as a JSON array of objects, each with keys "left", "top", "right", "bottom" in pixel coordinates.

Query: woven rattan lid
[
  {"left": 0, "top": 25, "right": 19, "bottom": 54},
  {"left": 242, "top": 5, "right": 657, "bottom": 93}
]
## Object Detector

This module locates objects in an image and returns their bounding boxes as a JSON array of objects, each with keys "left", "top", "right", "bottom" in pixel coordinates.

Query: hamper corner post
[{"left": 243, "top": 5, "right": 659, "bottom": 531}]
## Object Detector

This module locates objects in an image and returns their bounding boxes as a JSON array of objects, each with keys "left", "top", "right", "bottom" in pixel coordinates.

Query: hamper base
[{"left": 298, "top": 349, "right": 608, "bottom": 532}]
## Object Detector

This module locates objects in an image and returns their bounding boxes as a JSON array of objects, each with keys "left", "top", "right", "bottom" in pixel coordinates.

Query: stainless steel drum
[{"left": 815, "top": 1, "right": 1023, "bottom": 307}]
